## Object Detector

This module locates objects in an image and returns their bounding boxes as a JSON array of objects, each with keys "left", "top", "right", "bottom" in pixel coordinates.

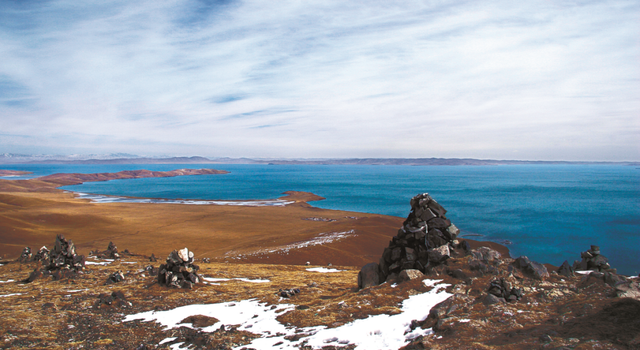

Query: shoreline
[{"left": 0, "top": 168, "right": 516, "bottom": 268}]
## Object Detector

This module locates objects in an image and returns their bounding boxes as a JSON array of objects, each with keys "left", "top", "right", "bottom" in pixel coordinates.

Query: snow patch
[
  {"left": 0, "top": 293, "right": 23, "bottom": 297},
  {"left": 234, "top": 230, "right": 356, "bottom": 258},
  {"left": 76, "top": 193, "right": 293, "bottom": 207},
  {"left": 306, "top": 267, "right": 342, "bottom": 273},
  {"left": 123, "top": 279, "right": 452, "bottom": 350}
]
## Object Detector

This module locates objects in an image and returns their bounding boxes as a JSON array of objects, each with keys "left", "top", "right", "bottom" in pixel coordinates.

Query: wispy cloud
[{"left": 0, "top": 0, "right": 638, "bottom": 160}]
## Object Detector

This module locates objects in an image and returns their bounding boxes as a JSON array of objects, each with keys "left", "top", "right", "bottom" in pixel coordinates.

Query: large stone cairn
[
  {"left": 24, "top": 234, "right": 85, "bottom": 282},
  {"left": 49, "top": 234, "right": 85, "bottom": 272},
  {"left": 359, "top": 193, "right": 461, "bottom": 289},
  {"left": 158, "top": 247, "right": 201, "bottom": 289}
]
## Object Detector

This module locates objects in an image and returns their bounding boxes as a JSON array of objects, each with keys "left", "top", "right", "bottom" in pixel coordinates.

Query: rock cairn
[
  {"left": 33, "top": 246, "right": 50, "bottom": 263},
  {"left": 158, "top": 247, "right": 201, "bottom": 289},
  {"left": 573, "top": 245, "right": 612, "bottom": 272},
  {"left": 24, "top": 235, "right": 85, "bottom": 282},
  {"left": 359, "top": 193, "right": 461, "bottom": 289},
  {"left": 18, "top": 247, "right": 32, "bottom": 262},
  {"left": 49, "top": 234, "right": 85, "bottom": 272},
  {"left": 105, "top": 241, "right": 120, "bottom": 259},
  {"left": 92, "top": 241, "right": 122, "bottom": 259},
  {"left": 485, "top": 277, "right": 524, "bottom": 304},
  {"left": 106, "top": 270, "right": 125, "bottom": 284},
  {"left": 278, "top": 288, "right": 301, "bottom": 298}
]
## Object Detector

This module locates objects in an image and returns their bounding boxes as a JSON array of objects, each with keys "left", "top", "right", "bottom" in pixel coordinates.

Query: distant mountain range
[{"left": 1, "top": 153, "right": 638, "bottom": 166}]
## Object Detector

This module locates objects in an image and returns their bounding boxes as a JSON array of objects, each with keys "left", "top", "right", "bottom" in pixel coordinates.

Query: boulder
[
  {"left": 471, "top": 247, "right": 502, "bottom": 263},
  {"left": 557, "top": 260, "right": 574, "bottom": 277},
  {"left": 358, "top": 263, "right": 382, "bottom": 289},
  {"left": 399, "top": 269, "right": 425, "bottom": 282},
  {"left": 428, "top": 245, "right": 450, "bottom": 264},
  {"left": 511, "top": 256, "right": 549, "bottom": 280}
]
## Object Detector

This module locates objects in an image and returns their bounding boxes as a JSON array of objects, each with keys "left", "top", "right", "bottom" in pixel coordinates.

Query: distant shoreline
[{"left": 1, "top": 155, "right": 638, "bottom": 166}]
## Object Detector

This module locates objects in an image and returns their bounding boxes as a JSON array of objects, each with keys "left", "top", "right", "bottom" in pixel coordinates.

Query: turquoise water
[{"left": 2, "top": 163, "right": 639, "bottom": 275}]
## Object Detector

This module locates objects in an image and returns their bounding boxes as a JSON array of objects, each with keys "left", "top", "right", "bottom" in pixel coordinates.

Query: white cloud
[{"left": 0, "top": 0, "right": 638, "bottom": 160}]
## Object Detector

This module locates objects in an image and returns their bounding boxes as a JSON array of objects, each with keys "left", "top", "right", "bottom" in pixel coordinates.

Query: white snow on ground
[
  {"left": 306, "top": 267, "right": 343, "bottom": 273},
  {"left": 123, "top": 279, "right": 452, "bottom": 350},
  {"left": 0, "top": 279, "right": 15, "bottom": 283},
  {"left": 124, "top": 299, "right": 294, "bottom": 336},
  {"left": 76, "top": 193, "right": 293, "bottom": 206},
  {"left": 0, "top": 293, "right": 23, "bottom": 297},
  {"left": 235, "top": 231, "right": 356, "bottom": 259},
  {"left": 575, "top": 270, "right": 594, "bottom": 275}
]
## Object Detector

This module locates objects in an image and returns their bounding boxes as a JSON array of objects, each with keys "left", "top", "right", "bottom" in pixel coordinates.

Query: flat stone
[
  {"left": 428, "top": 245, "right": 450, "bottom": 264},
  {"left": 483, "top": 293, "right": 505, "bottom": 305},
  {"left": 178, "top": 248, "right": 190, "bottom": 262},
  {"left": 399, "top": 269, "right": 425, "bottom": 282},
  {"left": 512, "top": 256, "right": 549, "bottom": 280}
]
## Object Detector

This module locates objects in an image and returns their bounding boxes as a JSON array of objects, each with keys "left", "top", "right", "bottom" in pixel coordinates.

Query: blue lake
[{"left": 2, "top": 163, "right": 639, "bottom": 275}]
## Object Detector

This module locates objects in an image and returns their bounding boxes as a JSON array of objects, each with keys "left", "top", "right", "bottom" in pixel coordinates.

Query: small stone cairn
[
  {"left": 158, "top": 247, "right": 201, "bottom": 289},
  {"left": 359, "top": 193, "right": 461, "bottom": 289},
  {"left": 573, "top": 245, "right": 611, "bottom": 272},
  {"left": 93, "top": 241, "right": 121, "bottom": 259},
  {"left": 33, "top": 246, "right": 50, "bottom": 263},
  {"left": 18, "top": 247, "right": 32, "bottom": 262}
]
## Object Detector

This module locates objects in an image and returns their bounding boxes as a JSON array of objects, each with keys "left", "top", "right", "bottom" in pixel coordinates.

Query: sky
[{"left": 1, "top": 0, "right": 638, "bottom": 161}]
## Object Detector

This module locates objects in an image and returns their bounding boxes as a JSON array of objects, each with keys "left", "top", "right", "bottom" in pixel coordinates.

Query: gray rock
[
  {"left": 399, "top": 269, "right": 425, "bottom": 282},
  {"left": 445, "top": 224, "right": 460, "bottom": 240},
  {"left": 428, "top": 245, "right": 450, "bottom": 264},
  {"left": 428, "top": 217, "right": 451, "bottom": 230},
  {"left": 557, "top": 260, "right": 574, "bottom": 277},
  {"left": 427, "top": 200, "right": 447, "bottom": 217},
  {"left": 419, "top": 208, "right": 437, "bottom": 222},
  {"left": 512, "top": 256, "right": 549, "bottom": 280},
  {"left": 471, "top": 247, "right": 502, "bottom": 263},
  {"left": 358, "top": 262, "right": 381, "bottom": 289},
  {"left": 405, "top": 247, "right": 416, "bottom": 261},
  {"left": 614, "top": 281, "right": 640, "bottom": 300},
  {"left": 482, "top": 293, "right": 505, "bottom": 305}
]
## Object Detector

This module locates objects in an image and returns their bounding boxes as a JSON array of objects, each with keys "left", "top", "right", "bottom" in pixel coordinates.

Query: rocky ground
[{"left": 1, "top": 242, "right": 638, "bottom": 350}]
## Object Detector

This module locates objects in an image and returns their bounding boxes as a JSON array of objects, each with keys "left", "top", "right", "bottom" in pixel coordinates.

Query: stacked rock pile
[
  {"left": 105, "top": 241, "right": 120, "bottom": 259},
  {"left": 23, "top": 235, "right": 85, "bottom": 282},
  {"left": 157, "top": 247, "right": 201, "bottom": 289},
  {"left": 359, "top": 193, "right": 461, "bottom": 289},
  {"left": 106, "top": 270, "right": 125, "bottom": 284},
  {"left": 33, "top": 246, "right": 50, "bottom": 263},
  {"left": 573, "top": 245, "right": 612, "bottom": 272},
  {"left": 278, "top": 288, "right": 301, "bottom": 298},
  {"left": 18, "top": 247, "right": 32, "bottom": 262},
  {"left": 485, "top": 278, "right": 524, "bottom": 304},
  {"left": 91, "top": 241, "right": 122, "bottom": 259},
  {"left": 48, "top": 234, "right": 85, "bottom": 272}
]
